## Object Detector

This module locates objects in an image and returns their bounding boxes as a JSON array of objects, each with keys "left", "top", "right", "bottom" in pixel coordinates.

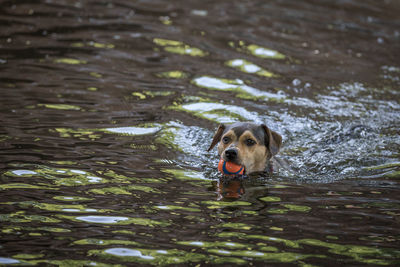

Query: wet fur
[{"left": 208, "top": 122, "right": 282, "bottom": 174}]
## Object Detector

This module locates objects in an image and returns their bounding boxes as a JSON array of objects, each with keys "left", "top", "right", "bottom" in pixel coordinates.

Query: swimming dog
[{"left": 208, "top": 122, "right": 282, "bottom": 175}]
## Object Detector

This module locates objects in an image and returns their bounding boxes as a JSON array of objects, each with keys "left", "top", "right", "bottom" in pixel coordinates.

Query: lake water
[{"left": 0, "top": 0, "right": 399, "bottom": 266}]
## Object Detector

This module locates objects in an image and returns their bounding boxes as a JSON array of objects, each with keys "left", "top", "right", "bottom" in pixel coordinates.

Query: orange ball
[{"left": 218, "top": 159, "right": 245, "bottom": 176}]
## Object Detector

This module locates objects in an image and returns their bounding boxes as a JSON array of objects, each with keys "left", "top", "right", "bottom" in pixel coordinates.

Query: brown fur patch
[{"left": 217, "top": 129, "right": 236, "bottom": 155}]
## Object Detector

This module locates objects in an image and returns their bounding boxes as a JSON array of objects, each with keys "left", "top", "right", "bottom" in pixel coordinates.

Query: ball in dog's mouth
[{"left": 218, "top": 159, "right": 245, "bottom": 176}]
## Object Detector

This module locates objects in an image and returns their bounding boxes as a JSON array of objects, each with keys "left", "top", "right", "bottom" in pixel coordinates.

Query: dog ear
[
  {"left": 261, "top": 124, "right": 282, "bottom": 157},
  {"left": 207, "top": 124, "right": 225, "bottom": 152}
]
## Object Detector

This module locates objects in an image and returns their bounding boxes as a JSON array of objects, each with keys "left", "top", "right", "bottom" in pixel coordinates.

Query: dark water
[{"left": 1, "top": 0, "right": 400, "bottom": 265}]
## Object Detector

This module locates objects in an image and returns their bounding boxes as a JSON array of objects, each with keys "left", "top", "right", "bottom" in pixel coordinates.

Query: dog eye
[
  {"left": 245, "top": 139, "right": 256, "bottom": 146},
  {"left": 222, "top": 136, "right": 230, "bottom": 144}
]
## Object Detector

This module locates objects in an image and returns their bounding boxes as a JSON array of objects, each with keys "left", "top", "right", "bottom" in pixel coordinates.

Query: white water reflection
[
  {"left": 105, "top": 248, "right": 155, "bottom": 260},
  {"left": 181, "top": 102, "right": 262, "bottom": 124},
  {"left": 104, "top": 126, "right": 161, "bottom": 136},
  {"left": 76, "top": 216, "right": 129, "bottom": 224},
  {"left": 11, "top": 170, "right": 37, "bottom": 176},
  {"left": 192, "top": 76, "right": 285, "bottom": 101},
  {"left": 0, "top": 257, "right": 20, "bottom": 264}
]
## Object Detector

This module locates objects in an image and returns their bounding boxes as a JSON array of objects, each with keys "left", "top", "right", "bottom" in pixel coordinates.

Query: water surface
[{"left": 1, "top": 0, "right": 400, "bottom": 266}]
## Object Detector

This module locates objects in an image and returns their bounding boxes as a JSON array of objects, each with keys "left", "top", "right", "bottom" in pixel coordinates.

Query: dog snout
[{"left": 225, "top": 148, "right": 238, "bottom": 161}]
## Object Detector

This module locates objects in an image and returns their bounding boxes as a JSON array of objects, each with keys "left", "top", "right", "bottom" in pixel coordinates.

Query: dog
[{"left": 207, "top": 122, "right": 282, "bottom": 175}]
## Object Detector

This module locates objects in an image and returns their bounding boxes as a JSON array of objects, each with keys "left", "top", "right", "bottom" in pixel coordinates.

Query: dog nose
[{"left": 225, "top": 148, "right": 237, "bottom": 161}]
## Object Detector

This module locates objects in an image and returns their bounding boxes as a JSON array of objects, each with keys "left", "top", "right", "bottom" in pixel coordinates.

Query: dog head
[{"left": 207, "top": 122, "right": 282, "bottom": 174}]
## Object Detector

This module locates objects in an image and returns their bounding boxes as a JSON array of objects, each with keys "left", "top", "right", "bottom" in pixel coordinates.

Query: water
[{"left": 1, "top": 0, "right": 400, "bottom": 265}]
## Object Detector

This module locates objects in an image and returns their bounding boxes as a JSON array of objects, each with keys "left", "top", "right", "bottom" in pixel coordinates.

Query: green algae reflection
[
  {"left": 88, "top": 184, "right": 160, "bottom": 195},
  {"left": 0, "top": 183, "right": 53, "bottom": 190},
  {"left": 202, "top": 200, "right": 252, "bottom": 209},
  {"left": 2, "top": 226, "right": 70, "bottom": 234},
  {"left": 260, "top": 196, "right": 281, "bottom": 202},
  {"left": 177, "top": 240, "right": 248, "bottom": 249},
  {"left": 162, "top": 168, "right": 209, "bottom": 187},
  {"left": 176, "top": 240, "right": 320, "bottom": 264},
  {"left": 1, "top": 201, "right": 105, "bottom": 213},
  {"left": 283, "top": 204, "right": 312, "bottom": 212},
  {"left": 155, "top": 205, "right": 201, "bottom": 212},
  {"left": 44, "top": 168, "right": 106, "bottom": 186},
  {"left": 53, "top": 58, "right": 87, "bottom": 64},
  {"left": 27, "top": 259, "right": 119, "bottom": 267},
  {"left": 90, "top": 247, "right": 208, "bottom": 265},
  {"left": 73, "top": 238, "right": 141, "bottom": 246},
  {"left": 363, "top": 162, "right": 400, "bottom": 171},
  {"left": 61, "top": 215, "right": 170, "bottom": 227},
  {"left": 363, "top": 162, "right": 400, "bottom": 179},
  {"left": 229, "top": 41, "right": 286, "bottom": 59},
  {"left": 0, "top": 211, "right": 61, "bottom": 223},
  {"left": 153, "top": 38, "right": 207, "bottom": 57},
  {"left": 90, "top": 247, "right": 249, "bottom": 265},
  {"left": 216, "top": 231, "right": 400, "bottom": 265},
  {"left": 4, "top": 165, "right": 108, "bottom": 187},
  {"left": 156, "top": 70, "right": 188, "bottom": 79},
  {"left": 299, "top": 238, "right": 400, "bottom": 265},
  {"left": 246, "top": 44, "right": 285, "bottom": 59},
  {"left": 71, "top": 41, "right": 115, "bottom": 49},
  {"left": 219, "top": 222, "right": 253, "bottom": 230},
  {"left": 53, "top": 128, "right": 102, "bottom": 140},
  {"left": 209, "top": 249, "right": 319, "bottom": 263},
  {"left": 53, "top": 196, "right": 92, "bottom": 202},
  {"left": 37, "top": 103, "right": 81, "bottom": 111},
  {"left": 13, "top": 253, "right": 44, "bottom": 260}
]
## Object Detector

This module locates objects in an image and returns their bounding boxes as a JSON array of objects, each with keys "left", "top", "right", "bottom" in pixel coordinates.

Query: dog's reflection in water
[{"left": 214, "top": 176, "right": 245, "bottom": 200}]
